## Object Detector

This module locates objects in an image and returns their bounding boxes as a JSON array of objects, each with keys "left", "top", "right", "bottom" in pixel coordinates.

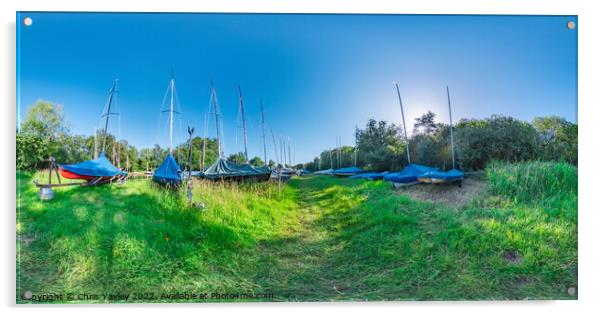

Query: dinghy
[
  {"left": 314, "top": 168, "right": 334, "bottom": 175},
  {"left": 58, "top": 79, "right": 126, "bottom": 185},
  {"left": 153, "top": 72, "right": 182, "bottom": 186},
  {"left": 384, "top": 164, "right": 439, "bottom": 186},
  {"left": 59, "top": 152, "right": 125, "bottom": 182},
  {"left": 349, "top": 171, "right": 389, "bottom": 180},
  {"left": 332, "top": 166, "right": 365, "bottom": 177}
]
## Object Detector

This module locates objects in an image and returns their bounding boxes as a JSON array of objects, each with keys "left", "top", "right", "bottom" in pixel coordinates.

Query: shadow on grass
[
  {"left": 17, "top": 174, "right": 252, "bottom": 302},
  {"left": 247, "top": 176, "right": 577, "bottom": 301}
]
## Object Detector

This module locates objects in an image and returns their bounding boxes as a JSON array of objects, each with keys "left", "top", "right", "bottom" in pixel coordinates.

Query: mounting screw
[{"left": 567, "top": 21, "right": 576, "bottom": 30}]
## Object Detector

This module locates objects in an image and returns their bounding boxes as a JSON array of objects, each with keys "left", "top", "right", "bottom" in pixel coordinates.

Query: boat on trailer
[
  {"left": 57, "top": 79, "right": 126, "bottom": 185},
  {"left": 384, "top": 164, "right": 439, "bottom": 188},
  {"left": 59, "top": 152, "right": 126, "bottom": 184}
]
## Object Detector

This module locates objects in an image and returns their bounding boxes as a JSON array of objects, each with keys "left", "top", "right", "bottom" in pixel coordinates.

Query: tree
[
  {"left": 455, "top": 115, "right": 539, "bottom": 170},
  {"left": 532, "top": 116, "right": 578, "bottom": 165},
  {"left": 227, "top": 152, "right": 246, "bottom": 164},
  {"left": 16, "top": 133, "right": 48, "bottom": 170},
  {"left": 20, "top": 100, "right": 69, "bottom": 140},
  {"left": 355, "top": 119, "right": 406, "bottom": 171},
  {"left": 249, "top": 156, "right": 264, "bottom": 167},
  {"left": 413, "top": 111, "right": 442, "bottom": 135}
]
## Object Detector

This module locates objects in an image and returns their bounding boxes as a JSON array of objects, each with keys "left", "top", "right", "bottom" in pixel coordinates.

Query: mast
[
  {"left": 288, "top": 137, "right": 292, "bottom": 166},
  {"left": 270, "top": 127, "right": 279, "bottom": 166},
  {"left": 117, "top": 141, "right": 121, "bottom": 169},
  {"left": 102, "top": 79, "right": 118, "bottom": 152},
  {"left": 187, "top": 126, "right": 195, "bottom": 176},
  {"left": 93, "top": 128, "right": 98, "bottom": 159},
  {"left": 201, "top": 112, "right": 208, "bottom": 170},
  {"left": 329, "top": 149, "right": 333, "bottom": 169},
  {"left": 211, "top": 82, "right": 224, "bottom": 158},
  {"left": 447, "top": 86, "right": 456, "bottom": 169},
  {"left": 238, "top": 85, "right": 248, "bottom": 162},
  {"left": 354, "top": 125, "right": 358, "bottom": 167},
  {"left": 337, "top": 136, "right": 342, "bottom": 169},
  {"left": 260, "top": 99, "right": 268, "bottom": 166},
  {"left": 280, "top": 136, "right": 284, "bottom": 167},
  {"left": 169, "top": 72, "right": 175, "bottom": 153},
  {"left": 394, "top": 82, "right": 411, "bottom": 164}
]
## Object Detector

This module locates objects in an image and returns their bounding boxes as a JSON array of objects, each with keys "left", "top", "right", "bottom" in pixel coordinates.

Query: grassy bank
[{"left": 16, "top": 161, "right": 577, "bottom": 302}]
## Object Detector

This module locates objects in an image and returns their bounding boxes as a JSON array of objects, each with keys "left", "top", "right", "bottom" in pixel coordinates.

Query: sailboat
[
  {"left": 199, "top": 84, "right": 270, "bottom": 181},
  {"left": 417, "top": 86, "right": 465, "bottom": 185},
  {"left": 152, "top": 72, "right": 182, "bottom": 185},
  {"left": 384, "top": 82, "right": 439, "bottom": 187},
  {"left": 58, "top": 79, "right": 126, "bottom": 184}
]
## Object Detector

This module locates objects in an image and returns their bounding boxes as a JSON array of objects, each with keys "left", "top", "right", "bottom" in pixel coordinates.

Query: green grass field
[{"left": 16, "top": 161, "right": 577, "bottom": 302}]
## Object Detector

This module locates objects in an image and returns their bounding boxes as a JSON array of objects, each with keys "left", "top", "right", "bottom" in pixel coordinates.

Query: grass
[{"left": 16, "top": 161, "right": 577, "bottom": 302}]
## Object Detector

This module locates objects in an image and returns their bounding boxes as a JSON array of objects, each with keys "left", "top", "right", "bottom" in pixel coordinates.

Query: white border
[{"left": 3, "top": 1, "right": 601, "bottom": 315}]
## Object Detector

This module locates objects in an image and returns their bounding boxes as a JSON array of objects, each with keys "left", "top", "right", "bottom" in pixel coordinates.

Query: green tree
[
  {"left": 532, "top": 116, "right": 578, "bottom": 165},
  {"left": 20, "top": 100, "right": 69, "bottom": 140},
  {"left": 249, "top": 156, "right": 264, "bottom": 167},
  {"left": 355, "top": 119, "right": 406, "bottom": 171},
  {"left": 227, "top": 152, "right": 246, "bottom": 164},
  {"left": 16, "top": 133, "right": 48, "bottom": 170},
  {"left": 456, "top": 115, "right": 539, "bottom": 170}
]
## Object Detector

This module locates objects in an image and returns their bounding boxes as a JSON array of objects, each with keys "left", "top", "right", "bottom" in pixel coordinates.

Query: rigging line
[{"left": 155, "top": 78, "right": 172, "bottom": 149}]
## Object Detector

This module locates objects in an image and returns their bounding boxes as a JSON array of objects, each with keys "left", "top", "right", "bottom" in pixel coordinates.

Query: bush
[
  {"left": 16, "top": 133, "right": 48, "bottom": 171},
  {"left": 456, "top": 116, "right": 539, "bottom": 171}
]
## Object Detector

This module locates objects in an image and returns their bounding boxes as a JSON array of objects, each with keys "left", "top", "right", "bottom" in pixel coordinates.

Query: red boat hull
[{"left": 58, "top": 166, "right": 99, "bottom": 181}]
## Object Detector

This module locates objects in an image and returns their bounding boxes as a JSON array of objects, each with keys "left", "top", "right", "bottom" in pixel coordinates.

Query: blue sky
[{"left": 17, "top": 13, "right": 577, "bottom": 163}]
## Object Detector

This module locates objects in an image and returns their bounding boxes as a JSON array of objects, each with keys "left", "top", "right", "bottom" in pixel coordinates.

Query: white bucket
[{"left": 39, "top": 187, "right": 54, "bottom": 200}]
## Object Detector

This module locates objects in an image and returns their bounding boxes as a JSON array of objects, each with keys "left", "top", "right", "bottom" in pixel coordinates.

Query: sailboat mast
[
  {"left": 260, "top": 99, "right": 268, "bottom": 166},
  {"left": 354, "top": 125, "right": 358, "bottom": 167},
  {"left": 395, "top": 82, "right": 411, "bottom": 164},
  {"left": 270, "top": 127, "right": 279, "bottom": 166},
  {"left": 169, "top": 73, "right": 175, "bottom": 153},
  {"left": 280, "top": 136, "right": 284, "bottom": 167},
  {"left": 202, "top": 112, "right": 208, "bottom": 170},
  {"left": 238, "top": 85, "right": 248, "bottom": 162},
  {"left": 102, "top": 79, "right": 118, "bottom": 152},
  {"left": 94, "top": 128, "right": 98, "bottom": 159},
  {"left": 211, "top": 83, "right": 224, "bottom": 158},
  {"left": 338, "top": 136, "right": 342, "bottom": 169},
  {"left": 288, "top": 137, "right": 292, "bottom": 166},
  {"left": 330, "top": 149, "right": 333, "bottom": 169},
  {"left": 447, "top": 86, "right": 456, "bottom": 169}
]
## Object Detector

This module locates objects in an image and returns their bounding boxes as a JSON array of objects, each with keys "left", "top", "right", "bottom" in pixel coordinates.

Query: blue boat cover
[
  {"left": 349, "top": 171, "right": 389, "bottom": 180},
  {"left": 59, "top": 152, "right": 124, "bottom": 177},
  {"left": 384, "top": 164, "right": 439, "bottom": 184},
  {"left": 332, "top": 166, "right": 365, "bottom": 176},
  {"left": 153, "top": 153, "right": 182, "bottom": 184},
  {"left": 417, "top": 168, "right": 464, "bottom": 181}
]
